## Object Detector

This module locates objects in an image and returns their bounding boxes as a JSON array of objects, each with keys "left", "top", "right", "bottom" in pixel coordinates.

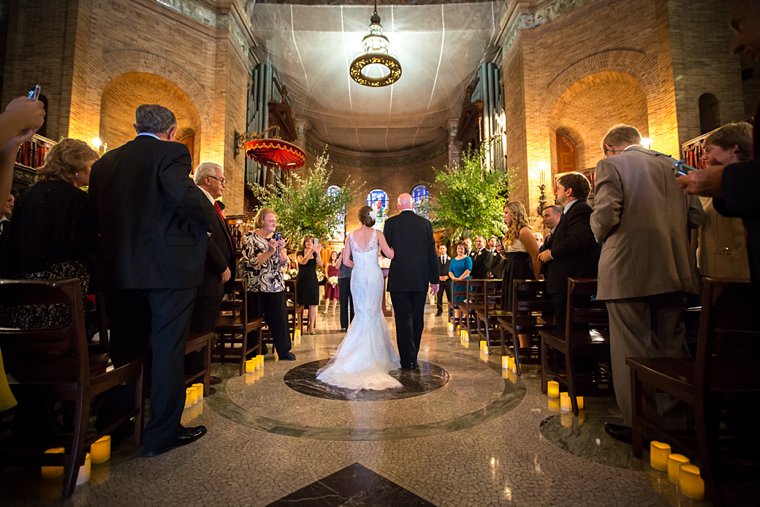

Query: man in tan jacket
[{"left": 591, "top": 124, "right": 702, "bottom": 444}]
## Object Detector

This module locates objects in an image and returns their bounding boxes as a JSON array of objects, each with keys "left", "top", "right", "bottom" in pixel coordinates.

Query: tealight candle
[
  {"left": 75, "top": 452, "right": 91, "bottom": 486},
  {"left": 678, "top": 464, "right": 704, "bottom": 500},
  {"left": 90, "top": 435, "right": 111, "bottom": 464},
  {"left": 547, "top": 380, "right": 560, "bottom": 398},
  {"left": 667, "top": 453, "right": 690, "bottom": 485},
  {"left": 502, "top": 356, "right": 509, "bottom": 369},
  {"left": 649, "top": 441, "right": 671, "bottom": 471},
  {"left": 41, "top": 447, "right": 64, "bottom": 478},
  {"left": 245, "top": 359, "right": 255, "bottom": 373},
  {"left": 185, "top": 387, "right": 197, "bottom": 406},
  {"left": 559, "top": 392, "right": 572, "bottom": 412}
]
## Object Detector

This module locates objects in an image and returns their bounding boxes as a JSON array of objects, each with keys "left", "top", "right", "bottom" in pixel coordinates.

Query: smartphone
[
  {"left": 313, "top": 238, "right": 318, "bottom": 246},
  {"left": 273, "top": 231, "right": 282, "bottom": 241},
  {"left": 27, "top": 84, "right": 41, "bottom": 101},
  {"left": 673, "top": 160, "right": 697, "bottom": 177}
]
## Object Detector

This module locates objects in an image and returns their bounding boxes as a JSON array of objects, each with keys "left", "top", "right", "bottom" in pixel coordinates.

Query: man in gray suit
[{"left": 591, "top": 124, "right": 702, "bottom": 444}]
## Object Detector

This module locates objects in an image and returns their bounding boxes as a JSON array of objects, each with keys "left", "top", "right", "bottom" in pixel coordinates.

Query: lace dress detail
[{"left": 316, "top": 229, "right": 402, "bottom": 390}]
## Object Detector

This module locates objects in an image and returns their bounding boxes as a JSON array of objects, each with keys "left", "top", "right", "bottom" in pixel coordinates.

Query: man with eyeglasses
[
  {"left": 590, "top": 124, "right": 702, "bottom": 446},
  {"left": 191, "top": 162, "right": 234, "bottom": 334}
]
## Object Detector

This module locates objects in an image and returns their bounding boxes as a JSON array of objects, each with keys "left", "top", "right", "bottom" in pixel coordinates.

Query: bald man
[{"left": 383, "top": 193, "right": 439, "bottom": 370}]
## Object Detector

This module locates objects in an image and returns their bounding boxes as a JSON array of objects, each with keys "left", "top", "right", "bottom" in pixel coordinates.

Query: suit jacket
[
  {"left": 197, "top": 199, "right": 236, "bottom": 297},
  {"left": 591, "top": 146, "right": 700, "bottom": 300},
  {"left": 437, "top": 254, "right": 451, "bottom": 278},
  {"left": 544, "top": 201, "right": 600, "bottom": 295},
  {"left": 384, "top": 210, "right": 438, "bottom": 292},
  {"left": 470, "top": 248, "right": 492, "bottom": 279},
  {"left": 89, "top": 135, "right": 215, "bottom": 290}
]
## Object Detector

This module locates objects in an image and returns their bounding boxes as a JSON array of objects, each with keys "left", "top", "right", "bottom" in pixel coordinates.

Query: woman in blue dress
[{"left": 448, "top": 241, "right": 472, "bottom": 325}]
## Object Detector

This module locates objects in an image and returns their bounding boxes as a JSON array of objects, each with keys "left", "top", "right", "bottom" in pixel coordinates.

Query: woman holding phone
[{"left": 296, "top": 235, "right": 322, "bottom": 334}]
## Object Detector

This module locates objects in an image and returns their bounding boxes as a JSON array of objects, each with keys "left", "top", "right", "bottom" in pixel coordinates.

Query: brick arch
[
  {"left": 95, "top": 49, "right": 212, "bottom": 134},
  {"left": 545, "top": 49, "right": 657, "bottom": 106}
]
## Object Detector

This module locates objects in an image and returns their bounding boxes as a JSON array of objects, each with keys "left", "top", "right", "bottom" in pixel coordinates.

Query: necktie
[
  {"left": 441, "top": 256, "right": 445, "bottom": 264},
  {"left": 214, "top": 201, "right": 225, "bottom": 220}
]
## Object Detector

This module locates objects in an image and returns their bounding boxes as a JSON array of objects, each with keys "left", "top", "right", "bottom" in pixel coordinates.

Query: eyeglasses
[{"left": 208, "top": 175, "right": 226, "bottom": 184}]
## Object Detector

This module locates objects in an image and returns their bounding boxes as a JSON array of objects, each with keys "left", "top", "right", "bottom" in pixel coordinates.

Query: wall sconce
[
  {"left": 91, "top": 137, "right": 108, "bottom": 155},
  {"left": 537, "top": 161, "right": 550, "bottom": 216}
]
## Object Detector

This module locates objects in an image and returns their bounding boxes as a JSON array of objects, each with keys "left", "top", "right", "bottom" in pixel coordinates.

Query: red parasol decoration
[{"left": 245, "top": 138, "right": 306, "bottom": 169}]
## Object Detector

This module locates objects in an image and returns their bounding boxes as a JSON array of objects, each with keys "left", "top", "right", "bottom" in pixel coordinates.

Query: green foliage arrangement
[
  {"left": 430, "top": 148, "right": 511, "bottom": 242},
  {"left": 247, "top": 151, "right": 358, "bottom": 243}
]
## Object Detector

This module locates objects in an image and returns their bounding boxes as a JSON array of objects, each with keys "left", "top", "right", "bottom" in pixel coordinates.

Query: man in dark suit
[
  {"left": 539, "top": 205, "right": 562, "bottom": 253},
  {"left": 191, "top": 162, "right": 234, "bottom": 333},
  {"left": 89, "top": 104, "right": 216, "bottom": 457},
  {"left": 384, "top": 193, "right": 439, "bottom": 369},
  {"left": 470, "top": 235, "right": 492, "bottom": 279},
  {"left": 435, "top": 244, "right": 451, "bottom": 316},
  {"left": 538, "top": 173, "right": 600, "bottom": 327}
]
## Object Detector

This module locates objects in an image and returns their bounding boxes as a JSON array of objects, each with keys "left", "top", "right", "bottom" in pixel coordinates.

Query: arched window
[
  {"left": 327, "top": 185, "right": 345, "bottom": 242},
  {"left": 411, "top": 184, "right": 430, "bottom": 218},
  {"left": 699, "top": 93, "right": 720, "bottom": 134},
  {"left": 366, "top": 189, "right": 389, "bottom": 230}
]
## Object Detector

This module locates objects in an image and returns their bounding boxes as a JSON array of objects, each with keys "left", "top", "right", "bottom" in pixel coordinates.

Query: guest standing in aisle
[{"left": 89, "top": 104, "right": 216, "bottom": 456}]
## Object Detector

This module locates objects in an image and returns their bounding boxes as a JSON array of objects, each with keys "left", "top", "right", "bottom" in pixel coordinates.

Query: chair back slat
[
  {"left": 697, "top": 278, "right": 760, "bottom": 393},
  {"left": 0, "top": 278, "right": 89, "bottom": 386},
  {"left": 511, "top": 279, "right": 553, "bottom": 330}
]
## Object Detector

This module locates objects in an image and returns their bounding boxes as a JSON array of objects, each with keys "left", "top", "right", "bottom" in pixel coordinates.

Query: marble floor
[{"left": 1, "top": 305, "right": 716, "bottom": 506}]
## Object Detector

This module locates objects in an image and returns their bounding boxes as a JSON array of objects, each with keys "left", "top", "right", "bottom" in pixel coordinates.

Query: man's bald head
[{"left": 397, "top": 193, "right": 414, "bottom": 210}]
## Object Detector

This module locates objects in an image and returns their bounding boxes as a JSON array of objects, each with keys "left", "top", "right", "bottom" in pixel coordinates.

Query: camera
[
  {"left": 273, "top": 231, "right": 282, "bottom": 241},
  {"left": 673, "top": 160, "right": 697, "bottom": 177}
]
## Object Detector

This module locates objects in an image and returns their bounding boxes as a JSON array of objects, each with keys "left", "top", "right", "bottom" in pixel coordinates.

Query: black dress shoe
[
  {"left": 280, "top": 352, "right": 296, "bottom": 361},
  {"left": 340, "top": 328, "right": 348, "bottom": 332},
  {"left": 143, "top": 425, "right": 207, "bottom": 457},
  {"left": 604, "top": 423, "right": 633, "bottom": 444}
]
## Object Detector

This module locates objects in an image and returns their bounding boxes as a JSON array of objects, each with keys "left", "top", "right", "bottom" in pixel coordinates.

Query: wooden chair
[
  {"left": 184, "top": 330, "right": 214, "bottom": 395},
  {"left": 539, "top": 278, "right": 609, "bottom": 414},
  {"left": 284, "top": 279, "right": 298, "bottom": 340},
  {"left": 626, "top": 278, "right": 759, "bottom": 505},
  {"left": 469, "top": 279, "right": 504, "bottom": 349},
  {"left": 0, "top": 278, "right": 144, "bottom": 498},
  {"left": 450, "top": 280, "right": 469, "bottom": 329},
  {"left": 213, "top": 279, "right": 263, "bottom": 374},
  {"left": 499, "top": 279, "right": 554, "bottom": 375}
]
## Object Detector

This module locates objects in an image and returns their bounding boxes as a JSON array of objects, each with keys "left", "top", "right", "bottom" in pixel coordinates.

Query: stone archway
[{"left": 99, "top": 72, "right": 202, "bottom": 162}]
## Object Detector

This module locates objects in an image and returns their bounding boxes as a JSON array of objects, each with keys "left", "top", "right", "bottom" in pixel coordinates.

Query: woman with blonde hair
[
  {"left": 495, "top": 201, "right": 541, "bottom": 343},
  {"left": 0, "top": 138, "right": 98, "bottom": 329},
  {"left": 239, "top": 207, "right": 295, "bottom": 360}
]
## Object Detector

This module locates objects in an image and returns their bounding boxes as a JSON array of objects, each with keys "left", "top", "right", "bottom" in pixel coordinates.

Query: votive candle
[
  {"left": 559, "top": 392, "right": 572, "bottom": 412},
  {"left": 502, "top": 356, "right": 509, "bottom": 369},
  {"left": 192, "top": 383, "right": 204, "bottom": 400},
  {"left": 245, "top": 359, "right": 255, "bottom": 373},
  {"left": 75, "top": 452, "right": 91, "bottom": 486},
  {"left": 547, "top": 380, "right": 560, "bottom": 398},
  {"left": 41, "top": 447, "right": 64, "bottom": 478},
  {"left": 90, "top": 435, "right": 111, "bottom": 464},
  {"left": 678, "top": 464, "right": 704, "bottom": 500},
  {"left": 649, "top": 441, "right": 671, "bottom": 471},
  {"left": 667, "top": 454, "right": 690, "bottom": 485},
  {"left": 576, "top": 396, "right": 584, "bottom": 410}
]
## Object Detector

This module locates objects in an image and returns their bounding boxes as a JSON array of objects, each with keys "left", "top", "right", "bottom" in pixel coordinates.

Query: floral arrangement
[{"left": 328, "top": 276, "right": 339, "bottom": 286}]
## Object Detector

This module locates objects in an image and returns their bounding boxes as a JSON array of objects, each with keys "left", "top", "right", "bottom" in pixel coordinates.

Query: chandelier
[{"left": 349, "top": 1, "right": 402, "bottom": 87}]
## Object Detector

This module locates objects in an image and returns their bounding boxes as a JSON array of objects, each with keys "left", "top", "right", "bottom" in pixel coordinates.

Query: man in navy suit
[
  {"left": 538, "top": 173, "right": 600, "bottom": 327},
  {"left": 383, "top": 193, "right": 439, "bottom": 370},
  {"left": 435, "top": 244, "right": 451, "bottom": 316},
  {"left": 89, "top": 104, "right": 216, "bottom": 456}
]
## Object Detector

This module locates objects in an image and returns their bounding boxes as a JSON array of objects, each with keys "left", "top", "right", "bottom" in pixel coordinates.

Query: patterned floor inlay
[
  {"left": 267, "top": 463, "right": 434, "bottom": 506},
  {"left": 283, "top": 359, "right": 449, "bottom": 400}
]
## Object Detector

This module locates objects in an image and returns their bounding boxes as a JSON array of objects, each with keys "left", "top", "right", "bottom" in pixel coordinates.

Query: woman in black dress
[{"left": 296, "top": 235, "right": 323, "bottom": 334}]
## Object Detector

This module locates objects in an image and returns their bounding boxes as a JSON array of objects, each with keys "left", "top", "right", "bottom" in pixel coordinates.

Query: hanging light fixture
[{"left": 349, "top": 1, "right": 402, "bottom": 87}]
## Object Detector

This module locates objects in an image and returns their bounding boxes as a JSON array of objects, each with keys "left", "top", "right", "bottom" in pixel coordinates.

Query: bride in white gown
[{"left": 316, "top": 206, "right": 402, "bottom": 390}]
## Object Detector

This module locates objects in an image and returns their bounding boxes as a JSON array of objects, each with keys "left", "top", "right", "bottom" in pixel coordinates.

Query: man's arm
[{"left": 590, "top": 160, "right": 623, "bottom": 242}]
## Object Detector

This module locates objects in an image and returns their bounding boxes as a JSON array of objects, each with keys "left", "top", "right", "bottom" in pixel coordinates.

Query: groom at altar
[{"left": 383, "top": 193, "right": 439, "bottom": 370}]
